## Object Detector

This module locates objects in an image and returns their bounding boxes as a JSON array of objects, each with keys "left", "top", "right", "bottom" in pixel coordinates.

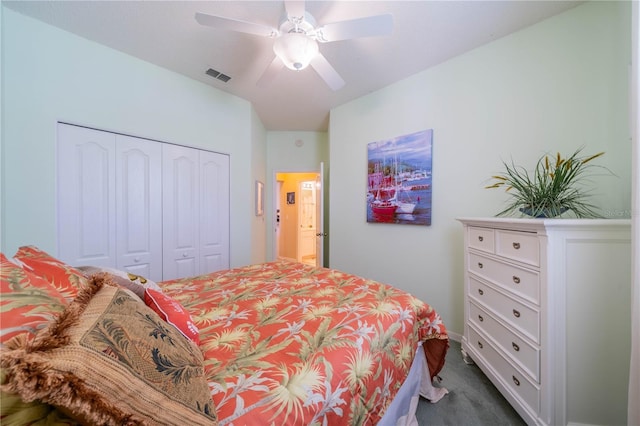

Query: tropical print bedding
[{"left": 161, "top": 260, "right": 448, "bottom": 426}]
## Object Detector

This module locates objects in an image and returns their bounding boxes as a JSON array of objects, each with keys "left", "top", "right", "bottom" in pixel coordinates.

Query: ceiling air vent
[{"left": 206, "top": 68, "right": 231, "bottom": 83}]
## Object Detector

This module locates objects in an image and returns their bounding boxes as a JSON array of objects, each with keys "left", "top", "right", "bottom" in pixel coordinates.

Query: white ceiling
[{"left": 4, "top": 0, "right": 583, "bottom": 131}]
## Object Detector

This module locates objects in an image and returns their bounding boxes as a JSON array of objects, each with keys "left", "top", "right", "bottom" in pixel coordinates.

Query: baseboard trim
[{"left": 447, "top": 331, "right": 462, "bottom": 342}]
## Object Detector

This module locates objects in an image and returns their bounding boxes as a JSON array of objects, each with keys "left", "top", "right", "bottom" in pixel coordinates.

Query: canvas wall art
[{"left": 367, "top": 129, "right": 433, "bottom": 225}]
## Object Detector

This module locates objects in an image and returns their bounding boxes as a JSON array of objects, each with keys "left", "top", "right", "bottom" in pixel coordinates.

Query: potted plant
[{"left": 485, "top": 148, "right": 612, "bottom": 218}]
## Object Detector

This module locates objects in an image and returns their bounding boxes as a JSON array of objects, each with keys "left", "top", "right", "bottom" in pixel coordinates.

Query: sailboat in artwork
[
  {"left": 390, "top": 184, "right": 416, "bottom": 214},
  {"left": 390, "top": 159, "right": 417, "bottom": 214},
  {"left": 371, "top": 189, "right": 398, "bottom": 216}
]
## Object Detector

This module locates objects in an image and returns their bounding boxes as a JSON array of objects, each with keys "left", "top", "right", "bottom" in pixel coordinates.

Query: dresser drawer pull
[
  {"left": 512, "top": 309, "right": 521, "bottom": 318},
  {"left": 478, "top": 315, "right": 484, "bottom": 322},
  {"left": 478, "top": 236, "right": 484, "bottom": 242},
  {"left": 478, "top": 289, "right": 484, "bottom": 296},
  {"left": 512, "top": 376, "right": 520, "bottom": 386},
  {"left": 477, "top": 341, "right": 483, "bottom": 349},
  {"left": 512, "top": 276, "right": 521, "bottom": 284},
  {"left": 513, "top": 242, "right": 521, "bottom": 250},
  {"left": 478, "top": 262, "right": 484, "bottom": 269},
  {"left": 512, "top": 342, "right": 520, "bottom": 352}
]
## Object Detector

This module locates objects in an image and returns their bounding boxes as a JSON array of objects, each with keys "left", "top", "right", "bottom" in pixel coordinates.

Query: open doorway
[{"left": 274, "top": 172, "right": 322, "bottom": 266}]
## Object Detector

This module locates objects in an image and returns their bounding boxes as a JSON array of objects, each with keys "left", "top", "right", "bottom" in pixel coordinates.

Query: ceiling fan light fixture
[{"left": 273, "top": 32, "right": 318, "bottom": 71}]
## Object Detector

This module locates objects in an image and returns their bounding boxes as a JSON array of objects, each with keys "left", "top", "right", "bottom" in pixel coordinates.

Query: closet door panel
[
  {"left": 163, "top": 144, "right": 199, "bottom": 280},
  {"left": 199, "top": 151, "right": 230, "bottom": 274},
  {"left": 57, "top": 124, "right": 116, "bottom": 266},
  {"left": 116, "top": 135, "right": 163, "bottom": 281}
]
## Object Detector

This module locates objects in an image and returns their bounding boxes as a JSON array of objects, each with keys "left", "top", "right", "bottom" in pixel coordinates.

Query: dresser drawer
[
  {"left": 468, "top": 226, "right": 495, "bottom": 253},
  {"left": 469, "top": 301, "right": 540, "bottom": 381},
  {"left": 468, "top": 326, "right": 540, "bottom": 414},
  {"left": 495, "top": 230, "right": 539, "bottom": 266},
  {"left": 469, "top": 276, "right": 540, "bottom": 343},
  {"left": 468, "top": 252, "right": 540, "bottom": 305}
]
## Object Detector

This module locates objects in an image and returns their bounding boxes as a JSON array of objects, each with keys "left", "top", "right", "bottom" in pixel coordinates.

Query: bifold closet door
[
  {"left": 162, "top": 144, "right": 230, "bottom": 280},
  {"left": 57, "top": 124, "right": 116, "bottom": 267},
  {"left": 199, "top": 150, "right": 230, "bottom": 273},
  {"left": 57, "top": 124, "right": 162, "bottom": 280},
  {"left": 115, "top": 135, "right": 162, "bottom": 281},
  {"left": 59, "top": 123, "right": 230, "bottom": 282},
  {"left": 162, "top": 144, "right": 200, "bottom": 280}
]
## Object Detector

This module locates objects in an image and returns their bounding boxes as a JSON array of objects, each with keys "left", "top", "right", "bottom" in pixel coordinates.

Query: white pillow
[{"left": 76, "top": 266, "right": 162, "bottom": 299}]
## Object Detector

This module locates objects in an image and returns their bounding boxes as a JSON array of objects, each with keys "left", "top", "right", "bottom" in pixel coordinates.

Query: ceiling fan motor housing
[
  {"left": 273, "top": 33, "right": 318, "bottom": 70},
  {"left": 273, "top": 12, "right": 319, "bottom": 70}
]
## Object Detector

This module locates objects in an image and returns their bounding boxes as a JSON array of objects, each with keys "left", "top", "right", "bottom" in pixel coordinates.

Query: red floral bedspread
[{"left": 161, "top": 261, "right": 448, "bottom": 426}]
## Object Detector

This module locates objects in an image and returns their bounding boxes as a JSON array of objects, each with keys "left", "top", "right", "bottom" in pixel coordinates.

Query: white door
[
  {"left": 162, "top": 144, "right": 199, "bottom": 280},
  {"left": 199, "top": 150, "right": 230, "bottom": 273},
  {"left": 315, "top": 163, "right": 325, "bottom": 268},
  {"left": 57, "top": 125, "right": 163, "bottom": 278},
  {"left": 115, "top": 135, "right": 162, "bottom": 281},
  {"left": 57, "top": 124, "right": 116, "bottom": 266},
  {"left": 298, "top": 180, "right": 316, "bottom": 264},
  {"left": 58, "top": 124, "right": 230, "bottom": 281},
  {"left": 163, "top": 145, "right": 230, "bottom": 280}
]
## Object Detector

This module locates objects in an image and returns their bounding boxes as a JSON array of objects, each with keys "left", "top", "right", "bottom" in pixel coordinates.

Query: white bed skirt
[{"left": 378, "top": 343, "right": 449, "bottom": 425}]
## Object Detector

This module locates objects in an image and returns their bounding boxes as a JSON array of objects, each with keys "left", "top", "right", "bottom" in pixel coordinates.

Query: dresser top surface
[{"left": 456, "top": 217, "right": 631, "bottom": 232}]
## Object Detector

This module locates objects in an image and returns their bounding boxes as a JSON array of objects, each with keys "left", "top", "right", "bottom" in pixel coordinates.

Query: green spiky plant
[{"left": 486, "top": 148, "right": 611, "bottom": 218}]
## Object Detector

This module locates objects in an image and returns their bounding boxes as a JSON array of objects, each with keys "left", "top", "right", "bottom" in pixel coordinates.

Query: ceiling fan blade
[
  {"left": 310, "top": 53, "right": 345, "bottom": 91},
  {"left": 315, "top": 14, "right": 393, "bottom": 42},
  {"left": 256, "top": 56, "right": 284, "bottom": 88},
  {"left": 284, "top": 0, "right": 305, "bottom": 21},
  {"left": 195, "top": 12, "right": 277, "bottom": 38}
]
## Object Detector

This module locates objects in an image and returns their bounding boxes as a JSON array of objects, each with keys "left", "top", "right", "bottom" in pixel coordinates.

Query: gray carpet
[{"left": 415, "top": 339, "right": 527, "bottom": 425}]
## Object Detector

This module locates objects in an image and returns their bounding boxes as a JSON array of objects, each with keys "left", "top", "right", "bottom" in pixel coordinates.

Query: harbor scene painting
[{"left": 367, "top": 129, "right": 433, "bottom": 226}]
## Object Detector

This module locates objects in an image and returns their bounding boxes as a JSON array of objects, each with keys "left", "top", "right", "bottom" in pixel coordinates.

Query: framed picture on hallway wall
[
  {"left": 286, "top": 192, "right": 295, "bottom": 205},
  {"left": 255, "top": 180, "right": 264, "bottom": 216},
  {"left": 367, "top": 129, "right": 433, "bottom": 226}
]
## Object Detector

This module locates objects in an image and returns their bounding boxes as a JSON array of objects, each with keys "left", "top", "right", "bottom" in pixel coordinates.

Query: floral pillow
[
  {"left": 12, "top": 246, "right": 87, "bottom": 301},
  {"left": 0, "top": 253, "right": 68, "bottom": 344}
]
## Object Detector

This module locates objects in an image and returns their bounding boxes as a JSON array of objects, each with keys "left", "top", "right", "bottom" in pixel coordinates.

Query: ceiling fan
[{"left": 195, "top": 1, "right": 393, "bottom": 91}]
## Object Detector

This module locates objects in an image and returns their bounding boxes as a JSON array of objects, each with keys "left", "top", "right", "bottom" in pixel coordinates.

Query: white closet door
[
  {"left": 59, "top": 124, "right": 231, "bottom": 281},
  {"left": 199, "top": 150, "right": 230, "bottom": 273},
  {"left": 115, "top": 135, "right": 162, "bottom": 281},
  {"left": 57, "top": 124, "right": 116, "bottom": 266},
  {"left": 163, "top": 144, "right": 200, "bottom": 280}
]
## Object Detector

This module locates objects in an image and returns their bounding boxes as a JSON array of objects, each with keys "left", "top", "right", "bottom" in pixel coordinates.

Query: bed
[{"left": 1, "top": 246, "right": 449, "bottom": 425}]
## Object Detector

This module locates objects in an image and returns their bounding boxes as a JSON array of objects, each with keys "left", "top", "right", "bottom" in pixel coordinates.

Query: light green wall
[
  {"left": 329, "top": 1, "right": 631, "bottom": 339},
  {"left": 266, "top": 131, "right": 328, "bottom": 262},
  {"left": 1, "top": 8, "right": 261, "bottom": 267}
]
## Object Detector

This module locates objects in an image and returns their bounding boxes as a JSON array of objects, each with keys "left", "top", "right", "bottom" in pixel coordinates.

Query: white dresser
[{"left": 457, "top": 218, "right": 631, "bottom": 426}]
